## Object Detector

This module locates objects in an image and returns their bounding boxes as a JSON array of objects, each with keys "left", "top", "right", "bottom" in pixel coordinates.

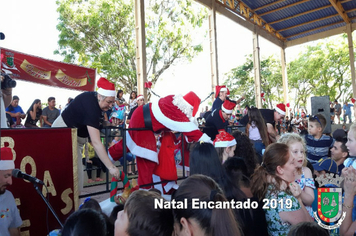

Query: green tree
[
  {"left": 288, "top": 35, "right": 352, "bottom": 111},
  {"left": 55, "top": 0, "right": 207, "bottom": 93},
  {"left": 225, "top": 54, "right": 283, "bottom": 108}
]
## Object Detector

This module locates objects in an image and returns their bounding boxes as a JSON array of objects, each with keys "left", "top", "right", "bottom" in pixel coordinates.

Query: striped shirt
[{"left": 305, "top": 134, "right": 334, "bottom": 164}]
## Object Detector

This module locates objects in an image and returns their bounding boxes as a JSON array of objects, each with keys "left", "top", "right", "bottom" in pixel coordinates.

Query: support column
[
  {"left": 209, "top": 0, "right": 219, "bottom": 102},
  {"left": 134, "top": 0, "right": 147, "bottom": 101},
  {"left": 347, "top": 23, "right": 356, "bottom": 98},
  {"left": 252, "top": 28, "right": 262, "bottom": 108},
  {"left": 281, "top": 46, "right": 288, "bottom": 112}
]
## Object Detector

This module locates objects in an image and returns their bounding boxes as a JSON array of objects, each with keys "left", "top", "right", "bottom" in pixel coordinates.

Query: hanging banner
[
  {"left": 0, "top": 47, "right": 96, "bottom": 91},
  {"left": 1, "top": 128, "right": 79, "bottom": 236}
]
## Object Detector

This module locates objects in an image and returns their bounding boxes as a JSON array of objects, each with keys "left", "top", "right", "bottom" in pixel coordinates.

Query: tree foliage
[
  {"left": 224, "top": 35, "right": 353, "bottom": 112},
  {"left": 55, "top": 0, "right": 207, "bottom": 93},
  {"left": 224, "top": 54, "right": 283, "bottom": 109},
  {"left": 288, "top": 35, "right": 352, "bottom": 109}
]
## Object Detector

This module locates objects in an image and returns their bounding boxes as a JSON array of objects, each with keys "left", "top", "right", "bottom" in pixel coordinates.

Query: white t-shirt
[{"left": 0, "top": 190, "right": 23, "bottom": 236}]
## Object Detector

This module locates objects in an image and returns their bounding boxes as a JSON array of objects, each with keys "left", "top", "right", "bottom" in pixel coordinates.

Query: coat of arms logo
[{"left": 314, "top": 173, "right": 346, "bottom": 230}]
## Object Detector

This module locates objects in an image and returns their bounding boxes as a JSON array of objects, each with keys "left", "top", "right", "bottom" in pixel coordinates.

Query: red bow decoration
[
  {"left": 261, "top": 93, "right": 265, "bottom": 102},
  {"left": 286, "top": 103, "right": 290, "bottom": 108},
  {"left": 352, "top": 98, "right": 356, "bottom": 104},
  {"left": 144, "top": 81, "right": 152, "bottom": 89}
]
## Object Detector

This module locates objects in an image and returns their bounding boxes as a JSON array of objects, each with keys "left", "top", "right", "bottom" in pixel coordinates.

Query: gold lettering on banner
[
  {"left": 42, "top": 170, "right": 57, "bottom": 197},
  {"left": 55, "top": 69, "right": 87, "bottom": 87},
  {"left": 15, "top": 198, "right": 31, "bottom": 235},
  {"left": 20, "top": 59, "right": 51, "bottom": 80},
  {"left": 20, "top": 156, "right": 37, "bottom": 184},
  {"left": 1, "top": 137, "right": 16, "bottom": 161},
  {"left": 61, "top": 188, "right": 73, "bottom": 215}
]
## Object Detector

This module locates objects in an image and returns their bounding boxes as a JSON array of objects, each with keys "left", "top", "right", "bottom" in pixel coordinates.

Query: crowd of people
[{"left": 3, "top": 77, "right": 356, "bottom": 236}]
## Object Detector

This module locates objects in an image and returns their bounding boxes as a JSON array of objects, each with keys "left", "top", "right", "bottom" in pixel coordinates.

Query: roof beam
[
  {"left": 329, "top": 0, "right": 351, "bottom": 23},
  {"left": 259, "top": 0, "right": 352, "bottom": 17},
  {"left": 270, "top": 3, "right": 354, "bottom": 25},
  {"left": 270, "top": 5, "right": 331, "bottom": 25},
  {"left": 215, "top": 0, "right": 286, "bottom": 40},
  {"left": 278, "top": 13, "right": 339, "bottom": 32},
  {"left": 253, "top": 0, "right": 287, "bottom": 12},
  {"left": 259, "top": 0, "right": 310, "bottom": 17},
  {"left": 286, "top": 22, "right": 356, "bottom": 47},
  {"left": 195, "top": 0, "right": 285, "bottom": 47}
]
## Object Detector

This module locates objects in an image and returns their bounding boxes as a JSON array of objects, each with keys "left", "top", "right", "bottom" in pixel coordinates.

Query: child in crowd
[
  {"left": 213, "top": 131, "right": 237, "bottom": 163},
  {"left": 61, "top": 209, "right": 107, "bottom": 236},
  {"left": 305, "top": 114, "right": 334, "bottom": 164},
  {"left": 172, "top": 174, "right": 241, "bottom": 236},
  {"left": 114, "top": 190, "right": 173, "bottom": 236},
  {"left": 128, "top": 91, "right": 137, "bottom": 111},
  {"left": 278, "top": 133, "right": 315, "bottom": 218},
  {"left": 83, "top": 141, "right": 105, "bottom": 183},
  {"left": 251, "top": 143, "right": 313, "bottom": 235},
  {"left": 245, "top": 107, "right": 270, "bottom": 162}
]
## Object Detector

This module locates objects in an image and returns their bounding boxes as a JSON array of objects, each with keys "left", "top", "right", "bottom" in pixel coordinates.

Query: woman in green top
[{"left": 251, "top": 143, "right": 313, "bottom": 236}]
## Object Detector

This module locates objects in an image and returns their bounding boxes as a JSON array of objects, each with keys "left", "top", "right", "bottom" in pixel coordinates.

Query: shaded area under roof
[{"left": 196, "top": 0, "right": 356, "bottom": 47}]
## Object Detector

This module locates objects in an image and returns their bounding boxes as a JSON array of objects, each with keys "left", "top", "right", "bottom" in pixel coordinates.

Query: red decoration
[
  {"left": 352, "top": 98, "right": 356, "bottom": 104},
  {"left": 286, "top": 103, "right": 290, "bottom": 108},
  {"left": 1, "top": 47, "right": 96, "bottom": 91},
  {"left": 261, "top": 92, "right": 266, "bottom": 102},
  {"left": 144, "top": 81, "right": 152, "bottom": 89}
]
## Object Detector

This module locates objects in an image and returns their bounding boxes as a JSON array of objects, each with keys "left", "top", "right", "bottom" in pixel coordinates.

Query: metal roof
[{"left": 196, "top": 0, "right": 356, "bottom": 47}]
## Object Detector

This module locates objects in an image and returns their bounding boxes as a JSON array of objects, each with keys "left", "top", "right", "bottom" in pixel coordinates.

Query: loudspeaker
[{"left": 311, "top": 96, "right": 331, "bottom": 134}]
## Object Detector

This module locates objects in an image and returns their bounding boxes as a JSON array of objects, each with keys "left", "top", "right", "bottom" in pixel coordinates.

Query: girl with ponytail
[
  {"left": 172, "top": 174, "right": 241, "bottom": 236},
  {"left": 251, "top": 143, "right": 313, "bottom": 236}
]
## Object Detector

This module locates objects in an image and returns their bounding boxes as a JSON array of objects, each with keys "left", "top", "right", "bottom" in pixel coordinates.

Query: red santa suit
[{"left": 108, "top": 92, "right": 211, "bottom": 190}]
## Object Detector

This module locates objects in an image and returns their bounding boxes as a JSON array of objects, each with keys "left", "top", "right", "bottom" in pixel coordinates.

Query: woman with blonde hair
[
  {"left": 251, "top": 143, "right": 313, "bottom": 236},
  {"left": 278, "top": 133, "right": 315, "bottom": 217}
]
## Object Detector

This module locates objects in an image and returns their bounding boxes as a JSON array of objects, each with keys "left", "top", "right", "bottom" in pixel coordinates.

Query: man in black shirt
[
  {"left": 53, "top": 77, "right": 121, "bottom": 189},
  {"left": 205, "top": 99, "right": 236, "bottom": 140}
]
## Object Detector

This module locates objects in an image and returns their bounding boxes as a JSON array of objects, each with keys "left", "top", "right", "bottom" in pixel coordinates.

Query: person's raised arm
[{"left": 87, "top": 126, "right": 120, "bottom": 179}]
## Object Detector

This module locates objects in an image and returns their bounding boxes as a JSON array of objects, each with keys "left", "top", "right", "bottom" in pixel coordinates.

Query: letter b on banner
[{"left": 311, "top": 96, "right": 331, "bottom": 134}]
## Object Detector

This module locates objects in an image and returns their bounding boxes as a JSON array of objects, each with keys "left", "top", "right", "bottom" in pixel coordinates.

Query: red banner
[
  {"left": 0, "top": 47, "right": 96, "bottom": 91},
  {"left": 1, "top": 128, "right": 79, "bottom": 235}
]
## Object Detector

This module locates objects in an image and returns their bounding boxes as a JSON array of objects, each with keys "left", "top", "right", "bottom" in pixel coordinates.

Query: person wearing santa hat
[
  {"left": 211, "top": 85, "right": 245, "bottom": 112},
  {"left": 52, "top": 77, "right": 121, "bottom": 190},
  {"left": 213, "top": 131, "right": 237, "bottom": 163},
  {"left": 0, "top": 147, "right": 23, "bottom": 236},
  {"left": 204, "top": 99, "right": 236, "bottom": 140},
  {"left": 212, "top": 85, "right": 230, "bottom": 111},
  {"left": 108, "top": 91, "right": 212, "bottom": 191},
  {"left": 240, "top": 103, "right": 286, "bottom": 142}
]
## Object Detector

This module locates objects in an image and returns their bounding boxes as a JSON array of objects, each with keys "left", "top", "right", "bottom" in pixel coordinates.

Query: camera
[{"left": 1, "top": 73, "right": 16, "bottom": 89}]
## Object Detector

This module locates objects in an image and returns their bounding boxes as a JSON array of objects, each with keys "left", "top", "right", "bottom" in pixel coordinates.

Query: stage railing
[{"left": 79, "top": 124, "right": 244, "bottom": 199}]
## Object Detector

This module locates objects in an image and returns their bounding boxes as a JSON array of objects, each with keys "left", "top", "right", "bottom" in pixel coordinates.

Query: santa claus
[{"left": 108, "top": 91, "right": 211, "bottom": 191}]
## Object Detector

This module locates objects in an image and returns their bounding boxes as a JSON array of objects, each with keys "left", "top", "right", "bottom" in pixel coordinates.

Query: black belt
[{"left": 143, "top": 104, "right": 153, "bottom": 131}]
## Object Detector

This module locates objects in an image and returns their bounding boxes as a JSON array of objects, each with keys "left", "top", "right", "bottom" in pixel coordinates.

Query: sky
[{"left": 1, "top": 0, "right": 312, "bottom": 112}]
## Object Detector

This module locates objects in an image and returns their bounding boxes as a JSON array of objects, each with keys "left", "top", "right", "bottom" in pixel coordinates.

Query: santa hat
[
  {"left": 214, "top": 131, "right": 237, "bottom": 148},
  {"left": 275, "top": 103, "right": 286, "bottom": 116},
  {"left": 0, "top": 147, "right": 14, "bottom": 170},
  {"left": 215, "top": 85, "right": 230, "bottom": 98},
  {"left": 137, "top": 94, "right": 144, "bottom": 100},
  {"left": 97, "top": 77, "right": 116, "bottom": 97},
  {"left": 221, "top": 100, "right": 236, "bottom": 114},
  {"left": 171, "top": 92, "right": 201, "bottom": 118}
]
